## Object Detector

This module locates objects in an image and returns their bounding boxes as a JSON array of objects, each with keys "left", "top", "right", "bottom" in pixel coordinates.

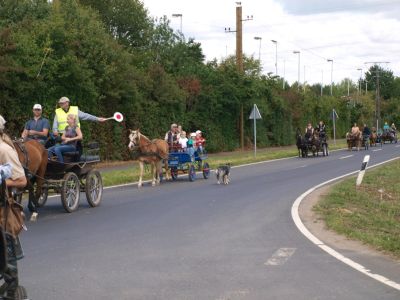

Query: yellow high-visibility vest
[{"left": 55, "top": 106, "right": 80, "bottom": 133}]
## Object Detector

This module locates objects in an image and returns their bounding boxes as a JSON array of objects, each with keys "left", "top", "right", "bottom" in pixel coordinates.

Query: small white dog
[{"left": 216, "top": 164, "right": 231, "bottom": 185}]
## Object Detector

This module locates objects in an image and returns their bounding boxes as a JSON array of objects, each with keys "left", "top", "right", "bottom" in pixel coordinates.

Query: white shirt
[{"left": 179, "top": 137, "right": 188, "bottom": 149}]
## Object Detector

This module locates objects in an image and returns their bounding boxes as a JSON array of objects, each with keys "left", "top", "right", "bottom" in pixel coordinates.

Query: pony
[
  {"left": 128, "top": 129, "right": 170, "bottom": 188},
  {"left": 13, "top": 139, "right": 48, "bottom": 221},
  {"left": 295, "top": 128, "right": 307, "bottom": 157},
  {"left": 346, "top": 131, "right": 361, "bottom": 151}
]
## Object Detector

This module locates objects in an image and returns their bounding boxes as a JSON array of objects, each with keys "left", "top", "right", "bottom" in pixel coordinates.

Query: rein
[{"left": 131, "top": 133, "right": 164, "bottom": 159}]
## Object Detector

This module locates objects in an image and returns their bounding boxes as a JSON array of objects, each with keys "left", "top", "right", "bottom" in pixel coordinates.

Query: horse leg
[
  {"left": 156, "top": 160, "right": 162, "bottom": 185},
  {"left": 28, "top": 184, "right": 38, "bottom": 222},
  {"left": 138, "top": 161, "right": 144, "bottom": 188},
  {"left": 151, "top": 162, "right": 156, "bottom": 186},
  {"left": 164, "top": 159, "right": 170, "bottom": 180}
]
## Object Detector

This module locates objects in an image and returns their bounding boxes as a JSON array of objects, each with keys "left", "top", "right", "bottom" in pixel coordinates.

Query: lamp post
[
  {"left": 357, "top": 68, "right": 362, "bottom": 100},
  {"left": 172, "top": 13, "right": 183, "bottom": 32},
  {"left": 293, "top": 51, "right": 300, "bottom": 91},
  {"left": 327, "top": 59, "right": 333, "bottom": 96},
  {"left": 254, "top": 36, "right": 262, "bottom": 61},
  {"left": 271, "top": 40, "right": 277, "bottom": 75}
]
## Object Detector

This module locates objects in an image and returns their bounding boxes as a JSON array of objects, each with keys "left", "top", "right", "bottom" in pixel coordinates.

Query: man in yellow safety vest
[{"left": 52, "top": 96, "right": 107, "bottom": 136}]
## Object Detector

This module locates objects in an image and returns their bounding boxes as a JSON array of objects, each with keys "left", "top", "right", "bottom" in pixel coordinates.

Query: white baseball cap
[
  {"left": 195, "top": 130, "right": 202, "bottom": 134},
  {"left": 33, "top": 104, "right": 42, "bottom": 110}
]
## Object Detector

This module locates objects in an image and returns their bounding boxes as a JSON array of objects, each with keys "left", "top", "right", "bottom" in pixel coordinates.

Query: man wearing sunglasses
[{"left": 21, "top": 104, "right": 50, "bottom": 145}]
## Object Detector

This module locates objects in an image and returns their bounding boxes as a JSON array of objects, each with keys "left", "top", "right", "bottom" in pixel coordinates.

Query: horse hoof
[
  {"left": 137, "top": 184, "right": 142, "bottom": 189},
  {"left": 30, "top": 212, "right": 38, "bottom": 222},
  {"left": 151, "top": 182, "right": 156, "bottom": 187}
]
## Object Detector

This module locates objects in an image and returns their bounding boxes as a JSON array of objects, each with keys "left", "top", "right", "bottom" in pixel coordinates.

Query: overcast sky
[{"left": 142, "top": 0, "right": 400, "bottom": 86}]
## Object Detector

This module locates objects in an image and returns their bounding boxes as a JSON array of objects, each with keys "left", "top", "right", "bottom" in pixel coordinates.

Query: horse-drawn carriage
[
  {"left": 167, "top": 147, "right": 210, "bottom": 181},
  {"left": 380, "top": 129, "right": 398, "bottom": 144},
  {"left": 15, "top": 140, "right": 103, "bottom": 214},
  {"left": 296, "top": 128, "right": 329, "bottom": 158}
]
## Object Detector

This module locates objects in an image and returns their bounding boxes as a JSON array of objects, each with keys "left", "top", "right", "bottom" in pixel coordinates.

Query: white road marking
[
  {"left": 372, "top": 149, "right": 383, "bottom": 152},
  {"left": 291, "top": 156, "right": 400, "bottom": 291},
  {"left": 395, "top": 145, "right": 400, "bottom": 148},
  {"left": 265, "top": 248, "right": 296, "bottom": 266},
  {"left": 339, "top": 155, "right": 353, "bottom": 159}
]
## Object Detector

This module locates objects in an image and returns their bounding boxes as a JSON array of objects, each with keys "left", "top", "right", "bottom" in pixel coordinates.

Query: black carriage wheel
[
  {"left": 7, "top": 285, "right": 28, "bottom": 299},
  {"left": 202, "top": 162, "right": 210, "bottom": 179},
  {"left": 85, "top": 170, "right": 103, "bottom": 207},
  {"left": 189, "top": 165, "right": 196, "bottom": 182},
  {"left": 61, "top": 172, "right": 80, "bottom": 213},
  {"left": 171, "top": 167, "right": 178, "bottom": 180}
]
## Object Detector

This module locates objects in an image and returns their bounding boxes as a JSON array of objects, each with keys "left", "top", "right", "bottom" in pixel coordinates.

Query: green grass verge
[
  {"left": 314, "top": 159, "right": 400, "bottom": 258},
  {"left": 101, "top": 140, "right": 347, "bottom": 187}
]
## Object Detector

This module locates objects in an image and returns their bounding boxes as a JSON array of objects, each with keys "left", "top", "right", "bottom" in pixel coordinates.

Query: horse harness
[{"left": 13, "top": 140, "right": 33, "bottom": 179}]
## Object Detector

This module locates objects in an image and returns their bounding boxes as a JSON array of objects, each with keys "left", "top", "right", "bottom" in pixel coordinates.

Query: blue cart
[{"left": 167, "top": 150, "right": 210, "bottom": 181}]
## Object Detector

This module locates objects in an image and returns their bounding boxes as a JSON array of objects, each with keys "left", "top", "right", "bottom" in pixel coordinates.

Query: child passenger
[
  {"left": 187, "top": 133, "right": 196, "bottom": 157},
  {"left": 178, "top": 131, "right": 188, "bottom": 151}
]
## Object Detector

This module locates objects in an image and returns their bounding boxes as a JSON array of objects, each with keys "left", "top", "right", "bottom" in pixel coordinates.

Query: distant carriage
[
  {"left": 296, "top": 128, "right": 328, "bottom": 158},
  {"left": 380, "top": 130, "right": 398, "bottom": 144}
]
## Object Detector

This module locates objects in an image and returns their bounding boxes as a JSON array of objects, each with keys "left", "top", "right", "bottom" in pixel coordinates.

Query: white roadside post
[
  {"left": 249, "top": 104, "right": 262, "bottom": 157},
  {"left": 356, "top": 155, "right": 370, "bottom": 187}
]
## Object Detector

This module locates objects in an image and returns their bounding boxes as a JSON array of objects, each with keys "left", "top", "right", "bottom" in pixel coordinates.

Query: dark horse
[
  {"left": 13, "top": 139, "right": 48, "bottom": 221},
  {"left": 296, "top": 128, "right": 307, "bottom": 157},
  {"left": 128, "top": 129, "right": 170, "bottom": 188}
]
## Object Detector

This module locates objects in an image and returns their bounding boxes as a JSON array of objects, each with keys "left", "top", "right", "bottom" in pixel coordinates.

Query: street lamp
[
  {"left": 254, "top": 36, "right": 262, "bottom": 62},
  {"left": 172, "top": 13, "right": 183, "bottom": 33},
  {"left": 357, "top": 68, "right": 362, "bottom": 100},
  {"left": 327, "top": 59, "right": 333, "bottom": 96},
  {"left": 293, "top": 51, "right": 300, "bottom": 91},
  {"left": 271, "top": 40, "right": 277, "bottom": 75}
]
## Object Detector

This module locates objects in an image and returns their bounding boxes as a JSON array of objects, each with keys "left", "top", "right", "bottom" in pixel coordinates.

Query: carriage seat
[{"left": 62, "top": 140, "right": 83, "bottom": 163}]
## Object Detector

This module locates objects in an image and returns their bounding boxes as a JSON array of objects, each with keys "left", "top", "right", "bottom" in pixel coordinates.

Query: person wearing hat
[
  {"left": 195, "top": 130, "right": 205, "bottom": 154},
  {"left": 21, "top": 103, "right": 50, "bottom": 145},
  {"left": 52, "top": 96, "right": 107, "bottom": 137},
  {"left": 383, "top": 121, "right": 390, "bottom": 132},
  {"left": 164, "top": 123, "right": 179, "bottom": 149},
  {"left": 0, "top": 115, "right": 27, "bottom": 189}
]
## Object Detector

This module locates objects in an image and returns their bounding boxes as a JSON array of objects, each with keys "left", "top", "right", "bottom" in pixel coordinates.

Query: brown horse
[
  {"left": 13, "top": 139, "right": 48, "bottom": 220},
  {"left": 370, "top": 127, "right": 377, "bottom": 146},
  {"left": 346, "top": 131, "right": 362, "bottom": 151},
  {"left": 128, "top": 129, "right": 170, "bottom": 188}
]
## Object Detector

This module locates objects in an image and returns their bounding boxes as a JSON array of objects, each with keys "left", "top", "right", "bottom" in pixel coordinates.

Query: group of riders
[
  {"left": 348, "top": 121, "right": 397, "bottom": 142},
  {"left": 164, "top": 123, "right": 206, "bottom": 156}
]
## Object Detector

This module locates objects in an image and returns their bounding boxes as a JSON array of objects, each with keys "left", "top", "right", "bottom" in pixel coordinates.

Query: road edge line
[{"left": 291, "top": 156, "right": 400, "bottom": 291}]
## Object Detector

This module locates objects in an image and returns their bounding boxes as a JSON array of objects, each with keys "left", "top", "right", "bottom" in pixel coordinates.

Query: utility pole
[
  {"left": 364, "top": 61, "right": 390, "bottom": 130},
  {"left": 225, "top": 2, "right": 253, "bottom": 150},
  {"left": 327, "top": 59, "right": 333, "bottom": 96}
]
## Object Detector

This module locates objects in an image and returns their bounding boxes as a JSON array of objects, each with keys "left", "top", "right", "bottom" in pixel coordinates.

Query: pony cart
[
  {"left": 167, "top": 147, "right": 210, "bottom": 181},
  {"left": 36, "top": 141, "right": 103, "bottom": 213},
  {"left": 296, "top": 129, "right": 328, "bottom": 157},
  {"left": 380, "top": 130, "right": 398, "bottom": 144}
]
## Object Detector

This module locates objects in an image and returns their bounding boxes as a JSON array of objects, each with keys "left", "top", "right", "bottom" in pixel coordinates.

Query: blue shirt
[{"left": 24, "top": 117, "right": 50, "bottom": 142}]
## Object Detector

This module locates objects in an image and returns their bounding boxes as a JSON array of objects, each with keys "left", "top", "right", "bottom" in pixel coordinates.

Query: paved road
[{"left": 19, "top": 144, "right": 400, "bottom": 299}]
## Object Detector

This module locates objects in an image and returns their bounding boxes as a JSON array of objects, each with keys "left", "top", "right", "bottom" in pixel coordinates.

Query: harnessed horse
[
  {"left": 128, "top": 130, "right": 170, "bottom": 188},
  {"left": 295, "top": 128, "right": 307, "bottom": 157},
  {"left": 13, "top": 139, "right": 48, "bottom": 221},
  {"left": 346, "top": 131, "right": 362, "bottom": 151}
]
